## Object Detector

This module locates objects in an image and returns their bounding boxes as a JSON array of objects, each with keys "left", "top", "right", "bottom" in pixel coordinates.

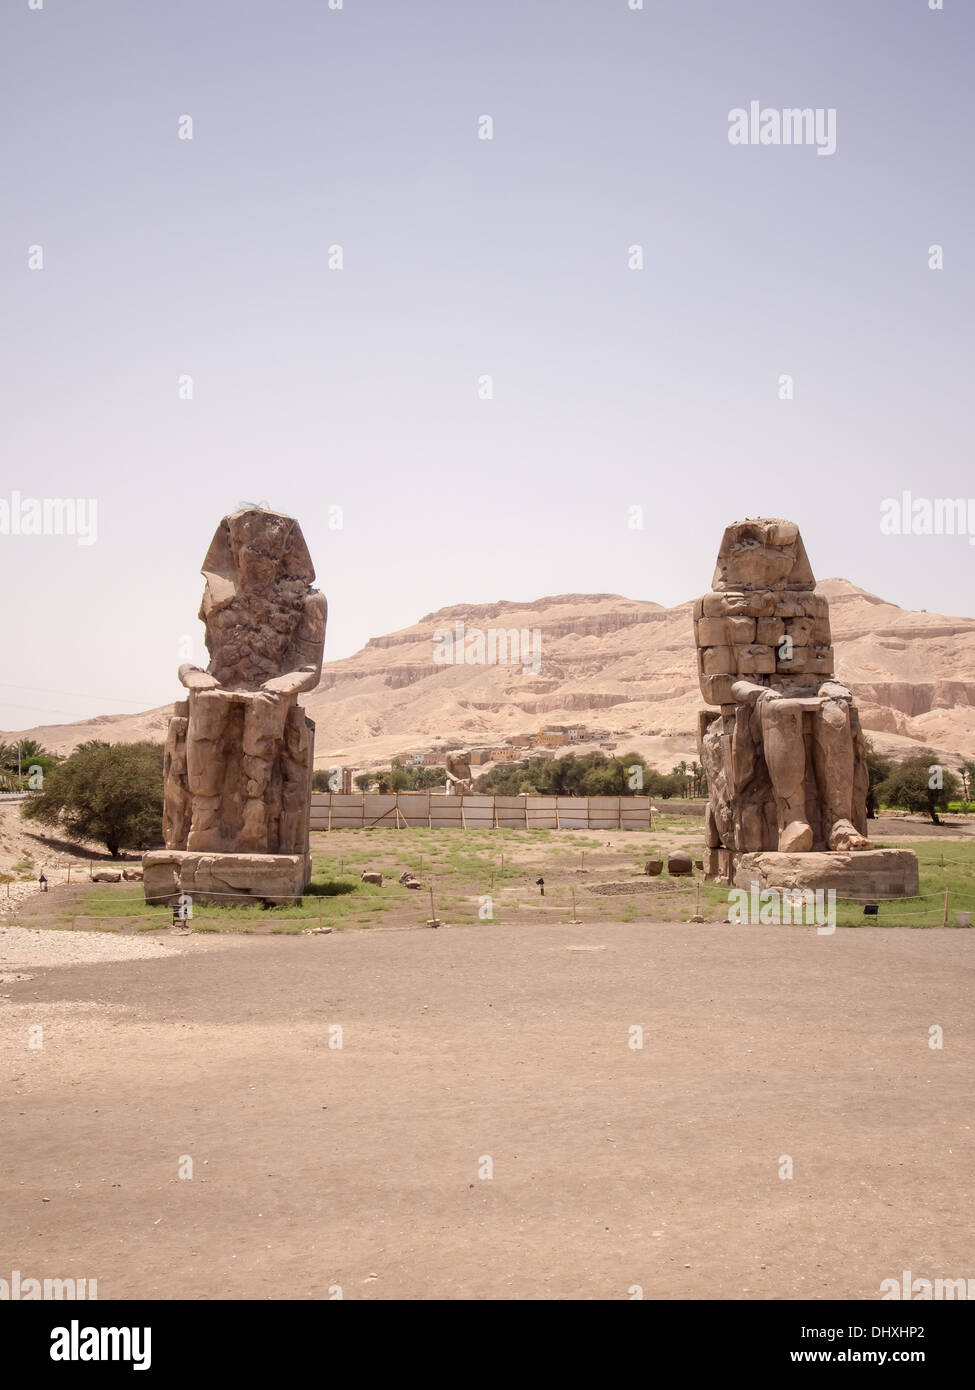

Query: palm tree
[{"left": 0, "top": 739, "right": 50, "bottom": 777}]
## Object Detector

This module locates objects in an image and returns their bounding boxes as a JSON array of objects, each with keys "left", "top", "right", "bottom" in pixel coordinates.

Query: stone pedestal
[
  {"left": 143, "top": 850, "right": 310, "bottom": 907},
  {"left": 711, "top": 848, "right": 919, "bottom": 899}
]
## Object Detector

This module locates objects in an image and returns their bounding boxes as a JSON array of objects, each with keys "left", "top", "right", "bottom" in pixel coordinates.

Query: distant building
[
  {"left": 469, "top": 748, "right": 493, "bottom": 766},
  {"left": 538, "top": 724, "right": 582, "bottom": 749}
]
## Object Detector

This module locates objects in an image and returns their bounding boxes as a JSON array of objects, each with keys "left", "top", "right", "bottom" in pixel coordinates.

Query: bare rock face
[
  {"left": 695, "top": 519, "right": 889, "bottom": 886},
  {"left": 144, "top": 508, "right": 326, "bottom": 905}
]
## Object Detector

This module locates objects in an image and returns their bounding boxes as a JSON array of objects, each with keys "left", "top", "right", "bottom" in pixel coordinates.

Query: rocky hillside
[{"left": 7, "top": 583, "right": 975, "bottom": 770}]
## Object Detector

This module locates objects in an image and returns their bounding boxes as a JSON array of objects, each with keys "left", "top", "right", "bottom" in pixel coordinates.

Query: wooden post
[
  {"left": 618, "top": 797, "right": 622, "bottom": 831},
  {"left": 429, "top": 884, "right": 436, "bottom": 922},
  {"left": 525, "top": 799, "right": 529, "bottom": 829},
  {"left": 327, "top": 801, "right": 333, "bottom": 833},
  {"left": 318, "top": 896, "right": 323, "bottom": 927},
  {"left": 943, "top": 889, "right": 949, "bottom": 926},
  {"left": 66, "top": 864, "right": 71, "bottom": 883},
  {"left": 555, "top": 802, "right": 560, "bottom": 830},
  {"left": 493, "top": 798, "right": 498, "bottom": 830},
  {"left": 571, "top": 887, "right": 577, "bottom": 921}
]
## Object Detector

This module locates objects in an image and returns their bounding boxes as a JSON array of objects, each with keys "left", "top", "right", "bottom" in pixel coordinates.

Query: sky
[{"left": 1, "top": 0, "right": 973, "bottom": 732}]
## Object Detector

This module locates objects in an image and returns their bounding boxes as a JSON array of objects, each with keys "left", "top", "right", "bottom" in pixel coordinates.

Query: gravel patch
[{"left": 0, "top": 925, "right": 176, "bottom": 968}]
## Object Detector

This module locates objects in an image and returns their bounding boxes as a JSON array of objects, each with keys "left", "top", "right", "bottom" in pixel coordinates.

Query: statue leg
[
  {"left": 163, "top": 715, "right": 191, "bottom": 849},
  {"left": 814, "top": 698, "right": 870, "bottom": 850},
  {"left": 240, "top": 693, "right": 292, "bottom": 850},
  {"left": 185, "top": 691, "right": 230, "bottom": 850},
  {"left": 759, "top": 699, "right": 814, "bottom": 852},
  {"left": 279, "top": 709, "right": 311, "bottom": 855}
]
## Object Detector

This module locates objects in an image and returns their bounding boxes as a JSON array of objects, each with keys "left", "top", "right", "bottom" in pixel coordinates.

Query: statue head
[
  {"left": 712, "top": 518, "right": 815, "bottom": 592},
  {"left": 202, "top": 508, "right": 316, "bottom": 598}
]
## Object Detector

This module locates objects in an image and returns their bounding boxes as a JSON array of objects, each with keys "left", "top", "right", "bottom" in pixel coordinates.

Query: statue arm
[
  {"left": 262, "top": 591, "right": 326, "bottom": 696},
  {"left": 730, "top": 679, "right": 778, "bottom": 705},
  {"left": 178, "top": 664, "right": 221, "bottom": 691}
]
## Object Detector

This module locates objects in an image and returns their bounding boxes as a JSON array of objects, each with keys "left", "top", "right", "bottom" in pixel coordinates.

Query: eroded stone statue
[
  {"left": 144, "top": 508, "right": 325, "bottom": 904},
  {"left": 444, "top": 751, "right": 473, "bottom": 795},
  {"left": 695, "top": 519, "right": 874, "bottom": 885}
]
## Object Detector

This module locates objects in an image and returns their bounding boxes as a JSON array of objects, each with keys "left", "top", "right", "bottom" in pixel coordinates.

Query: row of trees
[
  {"left": 312, "top": 763, "right": 448, "bottom": 794},
  {"left": 474, "top": 751, "right": 689, "bottom": 799}
]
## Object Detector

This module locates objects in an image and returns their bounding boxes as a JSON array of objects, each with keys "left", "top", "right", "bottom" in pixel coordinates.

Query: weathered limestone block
[
  {"left": 143, "top": 850, "right": 308, "bottom": 906},
  {"left": 756, "top": 617, "right": 785, "bottom": 645},
  {"left": 695, "top": 616, "right": 729, "bottom": 646},
  {"left": 732, "top": 849, "right": 919, "bottom": 899},
  {"left": 701, "top": 645, "right": 736, "bottom": 675},
  {"left": 736, "top": 644, "right": 776, "bottom": 675}
]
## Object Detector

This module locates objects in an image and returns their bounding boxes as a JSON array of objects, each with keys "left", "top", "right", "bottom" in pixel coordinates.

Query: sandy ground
[{"left": 1, "top": 916, "right": 972, "bottom": 1301}]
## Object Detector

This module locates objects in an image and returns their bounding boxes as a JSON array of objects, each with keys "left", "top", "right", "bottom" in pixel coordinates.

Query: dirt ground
[{"left": 1, "top": 911, "right": 972, "bottom": 1301}]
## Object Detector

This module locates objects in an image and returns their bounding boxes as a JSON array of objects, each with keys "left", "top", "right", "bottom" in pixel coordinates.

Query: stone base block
[
  {"left": 723, "top": 849, "right": 919, "bottom": 899},
  {"left": 143, "top": 850, "right": 310, "bottom": 907}
]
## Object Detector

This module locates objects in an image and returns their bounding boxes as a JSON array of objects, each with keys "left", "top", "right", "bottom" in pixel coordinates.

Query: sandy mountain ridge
[{"left": 7, "top": 581, "right": 975, "bottom": 772}]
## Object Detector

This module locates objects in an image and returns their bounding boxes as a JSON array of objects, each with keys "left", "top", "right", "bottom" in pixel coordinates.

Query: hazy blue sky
[{"left": 1, "top": 0, "right": 972, "bottom": 730}]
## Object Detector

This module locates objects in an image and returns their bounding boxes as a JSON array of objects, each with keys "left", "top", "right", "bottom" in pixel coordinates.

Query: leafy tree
[
  {"left": 311, "top": 769, "right": 333, "bottom": 792},
  {"left": 958, "top": 759, "right": 975, "bottom": 805},
  {"left": 876, "top": 752, "right": 960, "bottom": 826},
  {"left": 387, "top": 761, "right": 448, "bottom": 792},
  {"left": 862, "top": 738, "right": 893, "bottom": 819},
  {"left": 354, "top": 773, "right": 373, "bottom": 792},
  {"left": 21, "top": 741, "right": 164, "bottom": 856}
]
